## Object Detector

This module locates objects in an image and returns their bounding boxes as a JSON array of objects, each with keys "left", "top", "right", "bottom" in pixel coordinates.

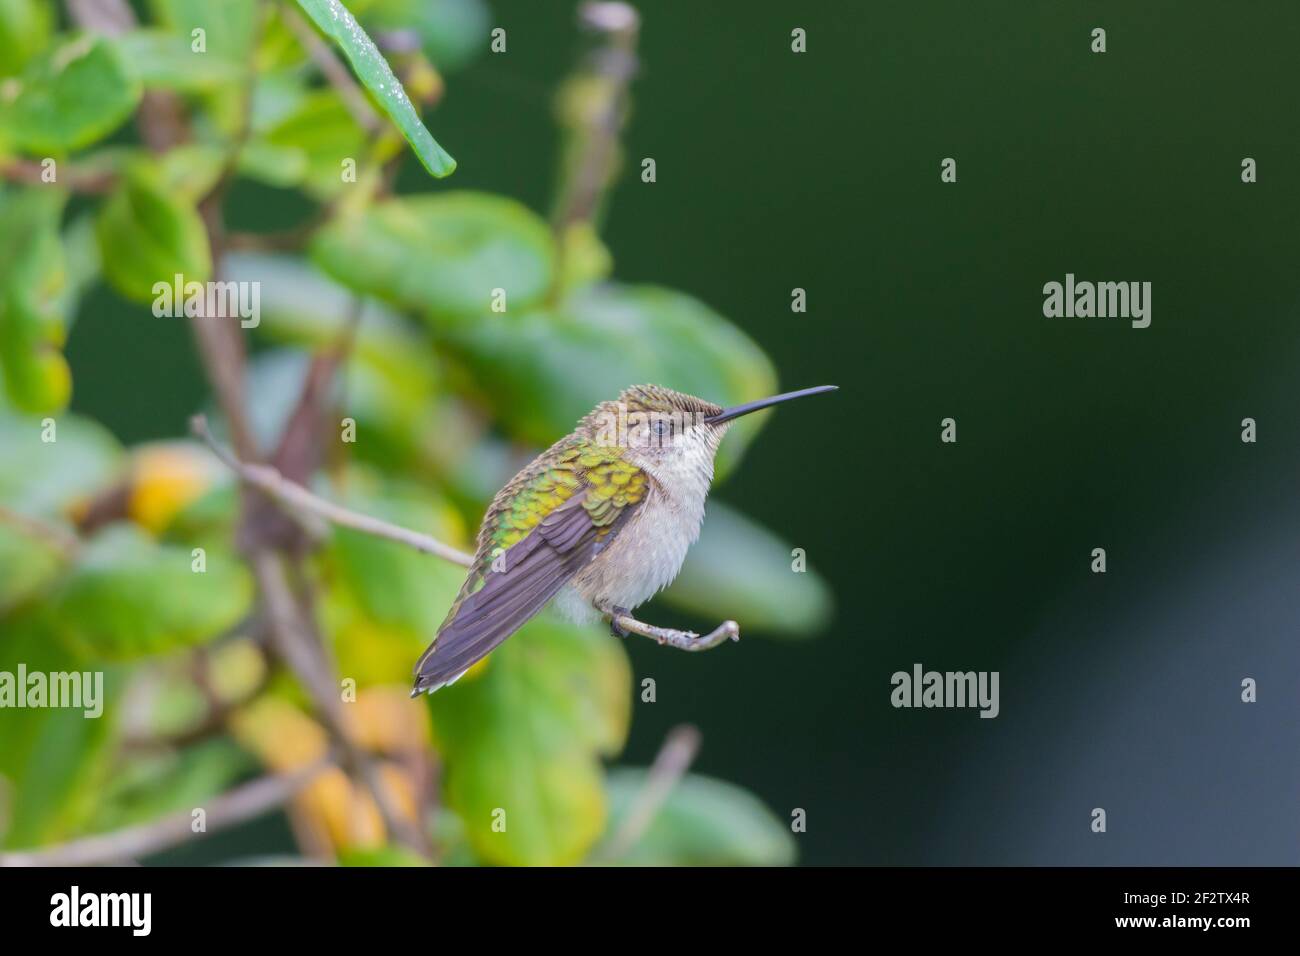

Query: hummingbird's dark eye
[{"left": 652, "top": 419, "right": 672, "bottom": 440}]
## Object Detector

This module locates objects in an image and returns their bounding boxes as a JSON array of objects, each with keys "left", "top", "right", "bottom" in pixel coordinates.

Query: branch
[
  {"left": 0, "top": 758, "right": 330, "bottom": 867},
  {"left": 0, "top": 506, "right": 79, "bottom": 556},
  {"left": 552, "top": 2, "right": 641, "bottom": 233},
  {"left": 614, "top": 613, "right": 740, "bottom": 651},
  {"left": 191, "top": 415, "right": 740, "bottom": 653},
  {"left": 65, "top": 0, "right": 134, "bottom": 35},
  {"left": 191, "top": 414, "right": 474, "bottom": 567},
  {"left": 0, "top": 158, "right": 117, "bottom": 194}
]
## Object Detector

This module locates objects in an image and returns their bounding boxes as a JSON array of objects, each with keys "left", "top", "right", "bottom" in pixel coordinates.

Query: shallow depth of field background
[{"left": 55, "top": 1, "right": 1300, "bottom": 863}]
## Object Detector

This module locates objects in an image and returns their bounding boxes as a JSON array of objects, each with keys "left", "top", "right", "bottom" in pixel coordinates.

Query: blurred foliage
[
  {"left": 0, "top": 0, "right": 830, "bottom": 866},
  {"left": 598, "top": 769, "right": 796, "bottom": 866}
]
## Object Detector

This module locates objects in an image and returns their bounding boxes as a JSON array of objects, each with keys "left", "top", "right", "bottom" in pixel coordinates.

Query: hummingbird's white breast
[{"left": 555, "top": 422, "right": 722, "bottom": 623}]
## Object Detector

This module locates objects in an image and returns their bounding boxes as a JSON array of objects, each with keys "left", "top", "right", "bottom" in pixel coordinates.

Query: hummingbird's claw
[{"left": 608, "top": 607, "right": 632, "bottom": 639}]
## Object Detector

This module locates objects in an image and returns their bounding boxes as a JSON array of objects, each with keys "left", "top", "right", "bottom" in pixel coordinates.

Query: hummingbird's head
[{"left": 579, "top": 383, "right": 838, "bottom": 486}]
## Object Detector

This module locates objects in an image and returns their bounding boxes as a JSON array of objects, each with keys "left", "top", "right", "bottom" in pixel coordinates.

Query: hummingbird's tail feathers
[
  {"left": 409, "top": 666, "right": 470, "bottom": 697},
  {"left": 411, "top": 491, "right": 634, "bottom": 694}
]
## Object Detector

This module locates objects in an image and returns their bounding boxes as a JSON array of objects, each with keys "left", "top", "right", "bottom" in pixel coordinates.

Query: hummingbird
[{"left": 412, "top": 383, "right": 837, "bottom": 695}]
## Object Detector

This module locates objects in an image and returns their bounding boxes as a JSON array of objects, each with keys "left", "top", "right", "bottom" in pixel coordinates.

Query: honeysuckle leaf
[
  {"left": 292, "top": 0, "right": 456, "bottom": 177},
  {"left": 0, "top": 187, "right": 71, "bottom": 413},
  {"left": 665, "top": 500, "right": 834, "bottom": 637},
  {"left": 0, "top": 34, "right": 140, "bottom": 152},
  {"left": 147, "top": 0, "right": 259, "bottom": 64},
  {"left": 0, "top": 410, "right": 122, "bottom": 516},
  {"left": 596, "top": 769, "right": 797, "bottom": 866},
  {"left": 320, "top": 479, "right": 469, "bottom": 687},
  {"left": 239, "top": 88, "right": 368, "bottom": 198},
  {"left": 0, "top": 615, "right": 121, "bottom": 848},
  {"left": 0, "top": 0, "right": 54, "bottom": 78},
  {"left": 44, "top": 525, "right": 253, "bottom": 660},
  {"left": 426, "top": 616, "right": 632, "bottom": 865},
  {"left": 0, "top": 523, "right": 62, "bottom": 614},
  {"left": 95, "top": 166, "right": 212, "bottom": 303},
  {"left": 310, "top": 191, "right": 554, "bottom": 317},
  {"left": 111, "top": 28, "right": 243, "bottom": 91}
]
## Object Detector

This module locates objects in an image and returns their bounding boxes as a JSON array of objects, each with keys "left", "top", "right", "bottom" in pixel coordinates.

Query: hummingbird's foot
[
  {"left": 607, "top": 606, "right": 632, "bottom": 638},
  {"left": 605, "top": 607, "right": 741, "bottom": 652}
]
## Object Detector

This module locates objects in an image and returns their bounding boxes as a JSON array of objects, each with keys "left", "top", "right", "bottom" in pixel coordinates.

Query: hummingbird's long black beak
[{"left": 705, "top": 385, "right": 838, "bottom": 425}]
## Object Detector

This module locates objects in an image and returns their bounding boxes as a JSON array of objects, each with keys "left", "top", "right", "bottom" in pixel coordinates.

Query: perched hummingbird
[{"left": 412, "top": 383, "right": 837, "bottom": 694}]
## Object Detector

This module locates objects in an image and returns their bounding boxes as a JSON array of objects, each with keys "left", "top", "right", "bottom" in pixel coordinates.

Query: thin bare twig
[
  {"left": 553, "top": 2, "right": 641, "bottom": 233},
  {"left": 0, "top": 159, "right": 117, "bottom": 194},
  {"left": 0, "top": 758, "right": 331, "bottom": 867},
  {"left": 614, "top": 614, "right": 740, "bottom": 651},
  {"left": 0, "top": 506, "right": 79, "bottom": 556},
  {"left": 65, "top": 0, "right": 134, "bottom": 35},
  {"left": 603, "top": 724, "right": 701, "bottom": 859},
  {"left": 192, "top": 414, "right": 474, "bottom": 567}
]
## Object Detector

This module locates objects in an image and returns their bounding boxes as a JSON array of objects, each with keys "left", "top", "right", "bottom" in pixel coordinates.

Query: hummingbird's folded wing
[{"left": 412, "top": 484, "right": 639, "bottom": 694}]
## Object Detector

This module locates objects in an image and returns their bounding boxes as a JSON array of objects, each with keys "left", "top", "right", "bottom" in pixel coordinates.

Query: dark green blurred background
[{"left": 67, "top": 1, "right": 1300, "bottom": 864}]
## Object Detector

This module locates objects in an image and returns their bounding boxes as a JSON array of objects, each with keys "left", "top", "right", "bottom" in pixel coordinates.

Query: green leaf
[
  {"left": 338, "top": 845, "right": 431, "bottom": 867},
  {"left": 87, "top": 739, "right": 254, "bottom": 836},
  {"left": 0, "top": 410, "right": 122, "bottom": 516},
  {"left": 311, "top": 192, "right": 554, "bottom": 317},
  {"left": 226, "top": 252, "right": 414, "bottom": 356},
  {"left": 0, "top": 187, "right": 71, "bottom": 413},
  {"left": 0, "top": 34, "right": 140, "bottom": 152},
  {"left": 0, "top": 0, "right": 54, "bottom": 78},
  {"left": 665, "top": 501, "right": 833, "bottom": 637},
  {"left": 96, "top": 167, "right": 212, "bottom": 303},
  {"left": 44, "top": 525, "right": 253, "bottom": 661},
  {"left": 227, "top": 255, "right": 441, "bottom": 466},
  {"left": 241, "top": 89, "right": 369, "bottom": 198},
  {"left": 57, "top": 212, "right": 101, "bottom": 336},
  {"left": 293, "top": 0, "right": 456, "bottom": 178},
  {"left": 0, "top": 614, "right": 120, "bottom": 848},
  {"left": 147, "top": 0, "right": 258, "bottom": 64},
  {"left": 320, "top": 478, "right": 470, "bottom": 686},
  {"left": 597, "top": 769, "right": 797, "bottom": 866},
  {"left": 0, "top": 523, "right": 63, "bottom": 614},
  {"left": 436, "top": 283, "right": 779, "bottom": 477},
  {"left": 426, "top": 616, "right": 631, "bottom": 865},
  {"left": 111, "top": 28, "right": 243, "bottom": 91},
  {"left": 237, "top": 345, "right": 437, "bottom": 472},
  {"left": 148, "top": 144, "right": 228, "bottom": 201}
]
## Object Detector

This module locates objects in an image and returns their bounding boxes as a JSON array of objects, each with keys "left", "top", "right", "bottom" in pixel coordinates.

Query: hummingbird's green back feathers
[{"left": 412, "top": 435, "right": 649, "bottom": 693}]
